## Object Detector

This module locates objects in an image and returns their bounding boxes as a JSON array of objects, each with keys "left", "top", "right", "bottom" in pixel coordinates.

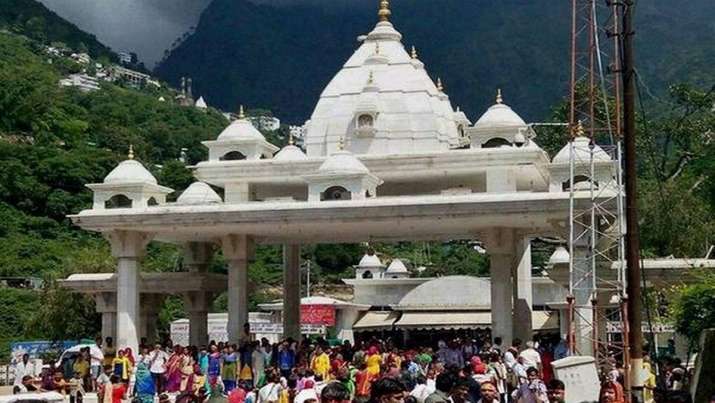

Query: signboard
[
  {"left": 300, "top": 304, "right": 336, "bottom": 326},
  {"left": 606, "top": 322, "right": 674, "bottom": 334},
  {"left": 11, "top": 341, "right": 78, "bottom": 360},
  {"left": 170, "top": 320, "right": 325, "bottom": 346},
  {"left": 551, "top": 356, "right": 600, "bottom": 403}
]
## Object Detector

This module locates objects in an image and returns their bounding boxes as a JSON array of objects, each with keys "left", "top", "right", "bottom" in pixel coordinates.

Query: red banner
[{"left": 301, "top": 304, "right": 336, "bottom": 326}]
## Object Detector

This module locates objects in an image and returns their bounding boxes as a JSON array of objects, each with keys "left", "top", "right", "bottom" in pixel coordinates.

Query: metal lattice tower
[{"left": 566, "top": 0, "right": 629, "bottom": 381}]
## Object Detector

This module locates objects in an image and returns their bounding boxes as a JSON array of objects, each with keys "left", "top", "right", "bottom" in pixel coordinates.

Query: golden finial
[
  {"left": 575, "top": 120, "right": 585, "bottom": 137},
  {"left": 436, "top": 77, "right": 444, "bottom": 92},
  {"left": 496, "top": 88, "right": 503, "bottom": 104},
  {"left": 338, "top": 137, "right": 345, "bottom": 151},
  {"left": 288, "top": 131, "right": 294, "bottom": 145},
  {"left": 411, "top": 46, "right": 418, "bottom": 59},
  {"left": 378, "top": 0, "right": 391, "bottom": 22},
  {"left": 238, "top": 105, "right": 245, "bottom": 119},
  {"left": 128, "top": 144, "right": 134, "bottom": 160}
]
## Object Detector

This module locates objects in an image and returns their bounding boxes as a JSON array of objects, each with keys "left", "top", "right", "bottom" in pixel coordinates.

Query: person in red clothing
[
  {"left": 354, "top": 362, "right": 371, "bottom": 398},
  {"left": 540, "top": 346, "right": 554, "bottom": 384},
  {"left": 109, "top": 375, "right": 127, "bottom": 403}
]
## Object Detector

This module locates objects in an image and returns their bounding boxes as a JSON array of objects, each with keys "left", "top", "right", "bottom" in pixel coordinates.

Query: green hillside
[{"left": 0, "top": 0, "right": 116, "bottom": 60}]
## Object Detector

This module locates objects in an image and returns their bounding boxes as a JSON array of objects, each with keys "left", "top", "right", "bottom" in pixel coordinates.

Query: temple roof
[
  {"left": 304, "top": 3, "right": 461, "bottom": 157},
  {"left": 397, "top": 276, "right": 491, "bottom": 310},
  {"left": 104, "top": 147, "right": 157, "bottom": 185}
]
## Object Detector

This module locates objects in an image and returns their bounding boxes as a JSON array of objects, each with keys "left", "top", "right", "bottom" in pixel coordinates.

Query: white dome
[
  {"left": 386, "top": 258, "right": 409, "bottom": 274},
  {"left": 274, "top": 144, "right": 308, "bottom": 161},
  {"left": 318, "top": 150, "right": 369, "bottom": 175},
  {"left": 548, "top": 246, "right": 570, "bottom": 266},
  {"left": 104, "top": 159, "right": 157, "bottom": 185},
  {"left": 398, "top": 276, "right": 491, "bottom": 309},
  {"left": 474, "top": 102, "right": 526, "bottom": 129},
  {"left": 304, "top": 18, "right": 461, "bottom": 156},
  {"left": 358, "top": 253, "right": 384, "bottom": 268},
  {"left": 195, "top": 96, "right": 207, "bottom": 109},
  {"left": 217, "top": 118, "right": 266, "bottom": 142},
  {"left": 176, "top": 182, "right": 222, "bottom": 205},
  {"left": 552, "top": 136, "right": 611, "bottom": 164}
]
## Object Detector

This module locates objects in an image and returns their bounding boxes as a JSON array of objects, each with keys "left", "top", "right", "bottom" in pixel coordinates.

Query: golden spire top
[
  {"left": 338, "top": 137, "right": 345, "bottom": 151},
  {"left": 436, "top": 77, "right": 444, "bottom": 92},
  {"left": 128, "top": 144, "right": 134, "bottom": 160},
  {"left": 411, "top": 46, "right": 418, "bottom": 59},
  {"left": 575, "top": 120, "right": 585, "bottom": 137},
  {"left": 496, "top": 88, "right": 503, "bottom": 104},
  {"left": 378, "top": 0, "right": 391, "bottom": 22},
  {"left": 238, "top": 105, "right": 245, "bottom": 119},
  {"left": 288, "top": 130, "right": 294, "bottom": 145}
]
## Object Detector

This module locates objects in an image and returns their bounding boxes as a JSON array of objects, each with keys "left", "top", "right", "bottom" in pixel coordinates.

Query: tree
[{"left": 668, "top": 273, "right": 715, "bottom": 350}]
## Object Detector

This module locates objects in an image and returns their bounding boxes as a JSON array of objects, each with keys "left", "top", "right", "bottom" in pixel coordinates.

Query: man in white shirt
[
  {"left": 518, "top": 341, "right": 542, "bottom": 371},
  {"left": 90, "top": 338, "right": 105, "bottom": 391},
  {"left": 148, "top": 344, "right": 169, "bottom": 394},
  {"left": 12, "top": 354, "right": 35, "bottom": 386}
]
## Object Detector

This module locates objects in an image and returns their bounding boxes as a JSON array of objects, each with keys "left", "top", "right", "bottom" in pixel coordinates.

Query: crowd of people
[{"left": 10, "top": 334, "right": 703, "bottom": 403}]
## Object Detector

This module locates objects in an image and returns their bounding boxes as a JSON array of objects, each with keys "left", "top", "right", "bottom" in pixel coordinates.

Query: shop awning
[
  {"left": 353, "top": 311, "right": 400, "bottom": 331},
  {"left": 532, "top": 311, "right": 560, "bottom": 331},
  {"left": 395, "top": 311, "right": 491, "bottom": 330}
]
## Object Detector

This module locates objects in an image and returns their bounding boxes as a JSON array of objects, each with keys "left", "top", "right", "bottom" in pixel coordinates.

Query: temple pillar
[
  {"left": 106, "top": 230, "right": 152, "bottom": 352},
  {"left": 94, "top": 292, "right": 117, "bottom": 342},
  {"left": 140, "top": 294, "right": 163, "bottom": 344},
  {"left": 184, "top": 242, "right": 213, "bottom": 273},
  {"left": 486, "top": 229, "right": 515, "bottom": 345},
  {"left": 283, "top": 243, "right": 301, "bottom": 341},
  {"left": 222, "top": 235, "right": 253, "bottom": 344},
  {"left": 183, "top": 242, "right": 213, "bottom": 346},
  {"left": 184, "top": 291, "right": 210, "bottom": 347},
  {"left": 513, "top": 237, "right": 534, "bottom": 343},
  {"left": 571, "top": 223, "right": 595, "bottom": 356}
]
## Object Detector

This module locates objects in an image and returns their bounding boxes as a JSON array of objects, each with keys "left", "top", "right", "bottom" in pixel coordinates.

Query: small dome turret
[
  {"left": 87, "top": 146, "right": 173, "bottom": 210},
  {"left": 203, "top": 106, "right": 280, "bottom": 161},
  {"left": 177, "top": 182, "right": 222, "bottom": 205},
  {"left": 385, "top": 258, "right": 410, "bottom": 278}
]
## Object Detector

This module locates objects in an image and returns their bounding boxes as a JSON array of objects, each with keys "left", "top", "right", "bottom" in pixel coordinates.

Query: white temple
[{"left": 66, "top": 0, "right": 622, "bottom": 355}]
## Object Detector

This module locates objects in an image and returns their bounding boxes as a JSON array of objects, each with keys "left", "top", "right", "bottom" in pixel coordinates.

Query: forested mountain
[
  {"left": 155, "top": 0, "right": 715, "bottom": 124},
  {"left": 0, "top": 0, "right": 116, "bottom": 60}
]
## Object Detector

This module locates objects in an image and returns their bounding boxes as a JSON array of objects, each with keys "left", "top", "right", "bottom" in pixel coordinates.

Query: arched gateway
[{"left": 66, "top": 1, "right": 617, "bottom": 356}]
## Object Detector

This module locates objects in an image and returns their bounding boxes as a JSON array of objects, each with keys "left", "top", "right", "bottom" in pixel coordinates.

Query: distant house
[
  {"left": 248, "top": 115, "right": 281, "bottom": 131},
  {"left": 117, "top": 51, "right": 133, "bottom": 65},
  {"left": 70, "top": 52, "right": 91, "bottom": 65},
  {"left": 108, "top": 65, "right": 159, "bottom": 89},
  {"left": 59, "top": 73, "right": 100, "bottom": 92}
]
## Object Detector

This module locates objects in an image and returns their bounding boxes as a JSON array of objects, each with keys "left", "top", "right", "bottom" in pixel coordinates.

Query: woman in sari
[
  {"left": 180, "top": 347, "right": 197, "bottom": 392},
  {"left": 165, "top": 345, "right": 184, "bottom": 393},
  {"left": 208, "top": 344, "right": 222, "bottom": 383},
  {"left": 222, "top": 345, "right": 239, "bottom": 393},
  {"left": 134, "top": 363, "right": 155, "bottom": 403}
]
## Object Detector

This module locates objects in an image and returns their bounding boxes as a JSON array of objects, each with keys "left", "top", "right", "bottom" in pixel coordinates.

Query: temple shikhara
[{"left": 66, "top": 0, "right": 630, "bottom": 357}]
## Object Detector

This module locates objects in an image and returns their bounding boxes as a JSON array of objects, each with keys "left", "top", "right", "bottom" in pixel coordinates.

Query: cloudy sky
[{"left": 38, "top": 0, "right": 212, "bottom": 67}]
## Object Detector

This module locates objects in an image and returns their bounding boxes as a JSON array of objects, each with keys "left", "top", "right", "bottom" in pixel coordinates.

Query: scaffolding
[{"left": 566, "top": 0, "right": 629, "bottom": 381}]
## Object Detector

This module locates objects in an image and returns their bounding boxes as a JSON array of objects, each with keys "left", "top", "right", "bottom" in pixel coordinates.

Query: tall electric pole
[{"left": 622, "top": 0, "right": 644, "bottom": 398}]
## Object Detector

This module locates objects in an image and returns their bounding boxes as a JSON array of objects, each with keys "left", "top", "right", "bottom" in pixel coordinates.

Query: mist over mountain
[
  {"left": 154, "top": 0, "right": 714, "bottom": 124},
  {"left": 37, "top": 0, "right": 211, "bottom": 66}
]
